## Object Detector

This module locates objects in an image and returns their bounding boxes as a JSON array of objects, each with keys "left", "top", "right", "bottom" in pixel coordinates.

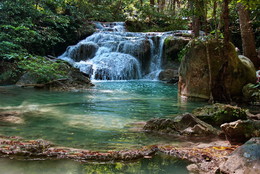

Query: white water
[{"left": 59, "top": 22, "right": 175, "bottom": 80}]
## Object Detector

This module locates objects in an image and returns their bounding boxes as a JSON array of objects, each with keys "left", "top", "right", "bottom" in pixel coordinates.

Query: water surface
[{"left": 0, "top": 81, "right": 205, "bottom": 150}]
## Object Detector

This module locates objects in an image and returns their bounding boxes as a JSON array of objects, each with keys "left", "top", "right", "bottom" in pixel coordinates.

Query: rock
[
  {"left": 0, "top": 60, "right": 22, "bottom": 85},
  {"left": 0, "top": 136, "right": 157, "bottom": 162},
  {"left": 16, "top": 73, "right": 39, "bottom": 86},
  {"left": 167, "top": 77, "right": 179, "bottom": 84},
  {"left": 242, "top": 83, "right": 260, "bottom": 105},
  {"left": 247, "top": 113, "right": 260, "bottom": 120},
  {"left": 178, "top": 39, "right": 256, "bottom": 101},
  {"left": 0, "top": 111, "right": 24, "bottom": 124},
  {"left": 221, "top": 120, "right": 260, "bottom": 144},
  {"left": 16, "top": 62, "right": 93, "bottom": 91},
  {"left": 42, "top": 68, "right": 93, "bottom": 91},
  {"left": 158, "top": 140, "right": 235, "bottom": 174},
  {"left": 192, "top": 103, "right": 248, "bottom": 126},
  {"left": 158, "top": 69, "right": 178, "bottom": 81},
  {"left": 118, "top": 39, "right": 151, "bottom": 75},
  {"left": 219, "top": 137, "right": 260, "bottom": 174},
  {"left": 69, "top": 42, "right": 99, "bottom": 62},
  {"left": 162, "top": 36, "right": 190, "bottom": 69},
  {"left": 143, "top": 113, "right": 220, "bottom": 137}
]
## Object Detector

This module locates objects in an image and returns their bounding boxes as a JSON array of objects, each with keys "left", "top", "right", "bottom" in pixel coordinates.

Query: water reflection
[{"left": 0, "top": 155, "right": 189, "bottom": 174}]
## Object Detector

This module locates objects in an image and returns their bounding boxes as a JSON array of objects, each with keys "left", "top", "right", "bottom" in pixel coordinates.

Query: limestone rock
[
  {"left": 69, "top": 42, "right": 99, "bottom": 62},
  {"left": 219, "top": 137, "right": 260, "bottom": 174},
  {"left": 143, "top": 113, "right": 219, "bottom": 137},
  {"left": 178, "top": 39, "right": 256, "bottom": 101},
  {"left": 158, "top": 69, "right": 178, "bottom": 82},
  {"left": 192, "top": 103, "right": 248, "bottom": 126},
  {"left": 221, "top": 120, "right": 260, "bottom": 144}
]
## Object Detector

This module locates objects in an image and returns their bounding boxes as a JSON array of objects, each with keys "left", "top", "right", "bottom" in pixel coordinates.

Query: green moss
[
  {"left": 17, "top": 55, "right": 68, "bottom": 84},
  {"left": 193, "top": 103, "right": 248, "bottom": 126}
]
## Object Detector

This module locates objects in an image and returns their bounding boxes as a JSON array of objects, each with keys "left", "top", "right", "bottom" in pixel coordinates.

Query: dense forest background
[{"left": 0, "top": 0, "right": 259, "bottom": 84}]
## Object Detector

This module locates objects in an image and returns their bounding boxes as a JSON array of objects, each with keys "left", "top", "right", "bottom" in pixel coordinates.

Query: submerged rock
[
  {"left": 221, "top": 120, "right": 260, "bottom": 144},
  {"left": 219, "top": 137, "right": 260, "bottom": 174},
  {"left": 192, "top": 103, "right": 248, "bottom": 126},
  {"left": 0, "top": 111, "right": 24, "bottom": 124},
  {"left": 143, "top": 113, "right": 220, "bottom": 137},
  {"left": 178, "top": 39, "right": 256, "bottom": 101}
]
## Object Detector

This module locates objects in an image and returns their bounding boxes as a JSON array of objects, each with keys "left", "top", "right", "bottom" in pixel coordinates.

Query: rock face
[
  {"left": 192, "top": 103, "right": 248, "bottom": 126},
  {"left": 219, "top": 138, "right": 260, "bottom": 174},
  {"left": 162, "top": 36, "right": 189, "bottom": 69},
  {"left": 143, "top": 113, "right": 219, "bottom": 137},
  {"left": 221, "top": 120, "right": 260, "bottom": 144},
  {"left": 178, "top": 39, "right": 256, "bottom": 101}
]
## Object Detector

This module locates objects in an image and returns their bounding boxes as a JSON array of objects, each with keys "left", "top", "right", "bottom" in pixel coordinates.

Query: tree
[
  {"left": 223, "top": 0, "right": 230, "bottom": 46},
  {"left": 237, "top": 3, "right": 259, "bottom": 67}
]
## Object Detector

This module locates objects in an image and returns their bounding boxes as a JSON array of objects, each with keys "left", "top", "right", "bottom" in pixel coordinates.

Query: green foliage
[
  {"left": 0, "top": 0, "right": 94, "bottom": 57},
  {"left": 17, "top": 55, "right": 67, "bottom": 83},
  {"left": 177, "top": 46, "right": 188, "bottom": 62}
]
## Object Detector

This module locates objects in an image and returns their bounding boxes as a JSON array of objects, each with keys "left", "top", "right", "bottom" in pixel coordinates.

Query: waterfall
[{"left": 59, "top": 22, "right": 172, "bottom": 80}]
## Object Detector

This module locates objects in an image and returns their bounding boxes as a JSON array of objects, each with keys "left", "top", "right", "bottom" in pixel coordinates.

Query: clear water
[
  {"left": 0, "top": 155, "right": 189, "bottom": 174},
  {"left": 0, "top": 81, "right": 205, "bottom": 173},
  {"left": 0, "top": 81, "right": 205, "bottom": 150}
]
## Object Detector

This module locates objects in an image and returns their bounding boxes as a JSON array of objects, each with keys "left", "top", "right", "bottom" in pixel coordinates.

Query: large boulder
[
  {"left": 143, "top": 113, "right": 220, "bottom": 137},
  {"left": 178, "top": 39, "right": 256, "bottom": 101},
  {"left": 219, "top": 138, "right": 260, "bottom": 173},
  {"left": 192, "top": 103, "right": 248, "bottom": 126},
  {"left": 221, "top": 120, "right": 260, "bottom": 144}
]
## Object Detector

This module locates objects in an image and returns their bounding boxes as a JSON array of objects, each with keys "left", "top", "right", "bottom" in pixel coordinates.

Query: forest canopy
[{"left": 0, "top": 0, "right": 259, "bottom": 58}]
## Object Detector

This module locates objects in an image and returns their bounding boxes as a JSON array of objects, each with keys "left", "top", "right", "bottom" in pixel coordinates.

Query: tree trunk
[
  {"left": 223, "top": 0, "right": 230, "bottom": 46},
  {"left": 140, "top": 0, "right": 143, "bottom": 6},
  {"left": 191, "top": 0, "right": 200, "bottom": 37},
  {"left": 238, "top": 3, "right": 259, "bottom": 67},
  {"left": 150, "top": 0, "right": 155, "bottom": 7}
]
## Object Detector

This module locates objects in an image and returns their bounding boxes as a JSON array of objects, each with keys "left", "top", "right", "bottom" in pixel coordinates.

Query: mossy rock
[
  {"left": 178, "top": 39, "right": 256, "bottom": 101},
  {"left": 162, "top": 36, "right": 189, "bottom": 69},
  {"left": 192, "top": 103, "right": 248, "bottom": 126},
  {"left": 221, "top": 121, "right": 260, "bottom": 144},
  {"left": 144, "top": 113, "right": 220, "bottom": 137},
  {"left": 242, "top": 83, "right": 260, "bottom": 105}
]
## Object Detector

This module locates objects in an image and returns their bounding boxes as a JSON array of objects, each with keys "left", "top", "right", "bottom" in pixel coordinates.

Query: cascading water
[{"left": 59, "top": 22, "right": 172, "bottom": 80}]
